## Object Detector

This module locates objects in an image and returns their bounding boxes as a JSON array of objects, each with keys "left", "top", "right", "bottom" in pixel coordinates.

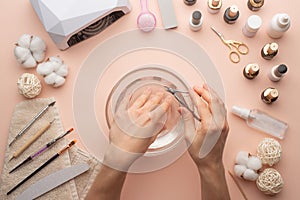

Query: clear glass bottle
[{"left": 232, "top": 106, "right": 288, "bottom": 139}]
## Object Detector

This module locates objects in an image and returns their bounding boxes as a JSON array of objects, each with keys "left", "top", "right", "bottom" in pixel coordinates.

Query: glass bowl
[{"left": 105, "top": 64, "right": 193, "bottom": 156}]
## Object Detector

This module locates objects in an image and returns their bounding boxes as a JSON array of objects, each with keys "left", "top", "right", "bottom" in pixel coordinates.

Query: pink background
[{"left": 1, "top": 0, "right": 299, "bottom": 199}]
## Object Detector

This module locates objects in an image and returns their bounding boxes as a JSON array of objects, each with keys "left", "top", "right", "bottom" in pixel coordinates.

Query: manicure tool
[
  {"left": 210, "top": 27, "right": 249, "bottom": 63},
  {"left": 137, "top": 0, "right": 156, "bottom": 32},
  {"left": 7, "top": 140, "right": 77, "bottom": 195},
  {"left": 9, "top": 128, "right": 74, "bottom": 173},
  {"left": 16, "top": 163, "right": 89, "bottom": 200},
  {"left": 164, "top": 86, "right": 201, "bottom": 121},
  {"left": 9, "top": 101, "right": 56, "bottom": 146},
  {"left": 158, "top": 0, "right": 178, "bottom": 29},
  {"left": 9, "top": 119, "right": 55, "bottom": 161}
]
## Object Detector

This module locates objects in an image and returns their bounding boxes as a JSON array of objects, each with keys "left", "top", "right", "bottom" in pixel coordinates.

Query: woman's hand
[
  {"left": 180, "top": 84, "right": 229, "bottom": 170},
  {"left": 104, "top": 89, "right": 172, "bottom": 170},
  {"left": 180, "top": 84, "right": 231, "bottom": 200}
]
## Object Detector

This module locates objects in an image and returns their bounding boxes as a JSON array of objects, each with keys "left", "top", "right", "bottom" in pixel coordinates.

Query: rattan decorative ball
[
  {"left": 257, "top": 138, "right": 282, "bottom": 166},
  {"left": 256, "top": 168, "right": 283, "bottom": 195},
  {"left": 17, "top": 73, "right": 42, "bottom": 98}
]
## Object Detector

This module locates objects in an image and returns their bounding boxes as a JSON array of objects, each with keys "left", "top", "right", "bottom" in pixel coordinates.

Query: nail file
[
  {"left": 16, "top": 163, "right": 89, "bottom": 200},
  {"left": 158, "top": 0, "right": 178, "bottom": 29}
]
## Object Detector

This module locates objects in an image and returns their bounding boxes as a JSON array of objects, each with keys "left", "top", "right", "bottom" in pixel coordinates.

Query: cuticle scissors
[
  {"left": 164, "top": 86, "right": 201, "bottom": 122},
  {"left": 211, "top": 26, "right": 249, "bottom": 63}
]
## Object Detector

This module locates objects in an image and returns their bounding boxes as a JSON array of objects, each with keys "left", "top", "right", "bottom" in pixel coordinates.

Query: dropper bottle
[{"left": 232, "top": 106, "right": 288, "bottom": 139}]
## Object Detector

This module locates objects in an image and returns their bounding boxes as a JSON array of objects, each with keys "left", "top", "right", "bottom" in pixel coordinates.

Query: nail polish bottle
[
  {"left": 243, "top": 63, "right": 260, "bottom": 79},
  {"left": 268, "top": 64, "right": 288, "bottom": 82},
  {"left": 184, "top": 0, "right": 196, "bottom": 6},
  {"left": 261, "top": 87, "right": 279, "bottom": 104},
  {"left": 224, "top": 5, "right": 239, "bottom": 24},
  {"left": 247, "top": 0, "right": 264, "bottom": 11},
  {"left": 207, "top": 0, "right": 222, "bottom": 14},
  {"left": 190, "top": 10, "right": 203, "bottom": 31},
  {"left": 261, "top": 42, "right": 278, "bottom": 60},
  {"left": 242, "top": 15, "right": 262, "bottom": 37},
  {"left": 232, "top": 106, "right": 288, "bottom": 139},
  {"left": 267, "top": 13, "right": 291, "bottom": 39}
]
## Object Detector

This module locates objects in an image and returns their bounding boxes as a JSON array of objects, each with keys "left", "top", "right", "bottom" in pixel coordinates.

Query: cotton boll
[
  {"left": 37, "top": 62, "right": 55, "bottom": 76},
  {"left": 247, "top": 156, "right": 262, "bottom": 171},
  {"left": 37, "top": 56, "right": 68, "bottom": 87},
  {"left": 234, "top": 165, "right": 247, "bottom": 177},
  {"left": 53, "top": 76, "right": 65, "bottom": 87},
  {"left": 23, "top": 56, "right": 37, "bottom": 68},
  {"left": 235, "top": 151, "right": 249, "bottom": 165},
  {"left": 44, "top": 72, "right": 57, "bottom": 85},
  {"left": 32, "top": 52, "right": 46, "bottom": 63},
  {"left": 51, "top": 61, "right": 62, "bottom": 72},
  {"left": 30, "top": 35, "right": 46, "bottom": 53},
  {"left": 243, "top": 169, "right": 259, "bottom": 181},
  {"left": 14, "top": 34, "right": 46, "bottom": 68},
  {"left": 49, "top": 56, "right": 63, "bottom": 64},
  {"left": 44, "top": 73, "right": 65, "bottom": 87},
  {"left": 55, "top": 64, "right": 68, "bottom": 77},
  {"left": 14, "top": 46, "right": 31, "bottom": 63},
  {"left": 17, "top": 34, "right": 31, "bottom": 48}
]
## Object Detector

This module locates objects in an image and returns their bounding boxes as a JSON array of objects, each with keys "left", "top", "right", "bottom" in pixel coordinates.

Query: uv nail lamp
[{"left": 30, "top": 0, "right": 131, "bottom": 50}]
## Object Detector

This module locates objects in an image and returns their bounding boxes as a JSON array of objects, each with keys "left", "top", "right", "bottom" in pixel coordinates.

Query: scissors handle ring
[
  {"left": 229, "top": 51, "right": 240, "bottom": 63},
  {"left": 237, "top": 43, "right": 249, "bottom": 55}
]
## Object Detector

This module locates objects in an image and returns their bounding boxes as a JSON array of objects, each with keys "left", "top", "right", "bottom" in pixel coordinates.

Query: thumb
[{"left": 179, "top": 107, "right": 195, "bottom": 146}]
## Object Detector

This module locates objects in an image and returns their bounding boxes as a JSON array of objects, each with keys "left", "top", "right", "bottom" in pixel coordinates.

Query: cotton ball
[
  {"left": 257, "top": 138, "right": 282, "bottom": 166},
  {"left": 235, "top": 151, "right": 249, "bottom": 165},
  {"left": 247, "top": 156, "right": 262, "bottom": 171},
  {"left": 37, "top": 56, "right": 68, "bottom": 87},
  {"left": 234, "top": 165, "right": 247, "bottom": 177},
  {"left": 243, "top": 169, "right": 259, "bottom": 181},
  {"left": 14, "top": 34, "right": 46, "bottom": 68},
  {"left": 17, "top": 73, "right": 42, "bottom": 98},
  {"left": 256, "top": 168, "right": 283, "bottom": 195}
]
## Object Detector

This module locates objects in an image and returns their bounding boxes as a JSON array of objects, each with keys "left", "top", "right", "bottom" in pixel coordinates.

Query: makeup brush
[
  {"left": 7, "top": 140, "right": 76, "bottom": 195},
  {"left": 9, "top": 128, "right": 74, "bottom": 173},
  {"left": 9, "top": 119, "right": 55, "bottom": 162}
]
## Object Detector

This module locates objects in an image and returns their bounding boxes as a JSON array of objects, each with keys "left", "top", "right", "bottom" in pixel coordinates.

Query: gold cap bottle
[
  {"left": 261, "top": 42, "right": 278, "bottom": 60},
  {"left": 208, "top": 0, "right": 222, "bottom": 14},
  {"left": 243, "top": 63, "right": 260, "bottom": 79},
  {"left": 247, "top": 0, "right": 264, "bottom": 11},
  {"left": 261, "top": 87, "right": 279, "bottom": 104}
]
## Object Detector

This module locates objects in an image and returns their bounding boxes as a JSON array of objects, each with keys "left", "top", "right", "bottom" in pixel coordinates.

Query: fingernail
[{"left": 193, "top": 85, "right": 201, "bottom": 91}]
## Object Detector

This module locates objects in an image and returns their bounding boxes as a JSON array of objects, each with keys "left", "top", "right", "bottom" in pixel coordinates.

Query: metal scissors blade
[{"left": 164, "top": 86, "right": 201, "bottom": 122}]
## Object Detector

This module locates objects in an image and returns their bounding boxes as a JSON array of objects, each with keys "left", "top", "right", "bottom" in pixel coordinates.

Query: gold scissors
[{"left": 211, "top": 26, "right": 249, "bottom": 63}]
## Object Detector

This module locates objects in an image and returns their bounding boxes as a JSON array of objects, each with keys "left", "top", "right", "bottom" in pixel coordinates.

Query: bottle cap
[
  {"left": 212, "top": 0, "right": 220, "bottom": 6},
  {"left": 278, "top": 14, "right": 290, "bottom": 27},
  {"left": 192, "top": 11, "right": 202, "bottom": 24},
  {"left": 277, "top": 64, "right": 288, "bottom": 74},
  {"left": 229, "top": 5, "right": 239, "bottom": 18},
  {"left": 232, "top": 106, "right": 250, "bottom": 120},
  {"left": 246, "top": 15, "right": 262, "bottom": 32},
  {"left": 267, "top": 43, "right": 278, "bottom": 54}
]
